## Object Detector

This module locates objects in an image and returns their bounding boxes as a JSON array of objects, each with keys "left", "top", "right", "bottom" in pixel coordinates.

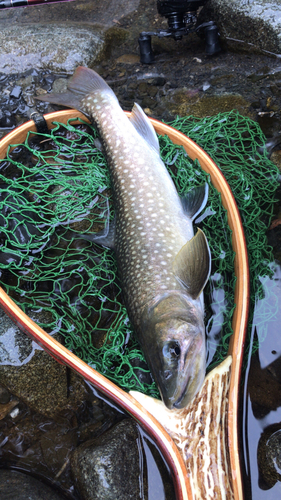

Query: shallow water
[{"left": 242, "top": 219, "right": 281, "bottom": 496}]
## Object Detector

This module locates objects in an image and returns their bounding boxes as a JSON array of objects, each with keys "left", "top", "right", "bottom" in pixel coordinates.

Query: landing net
[{"left": 0, "top": 111, "right": 278, "bottom": 397}]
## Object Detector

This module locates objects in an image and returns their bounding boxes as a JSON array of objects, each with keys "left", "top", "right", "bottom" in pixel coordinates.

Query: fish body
[{"left": 37, "top": 67, "right": 211, "bottom": 409}]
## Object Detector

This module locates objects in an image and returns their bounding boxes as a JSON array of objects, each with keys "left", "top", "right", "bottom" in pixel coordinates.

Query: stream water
[{"left": 242, "top": 191, "right": 281, "bottom": 498}]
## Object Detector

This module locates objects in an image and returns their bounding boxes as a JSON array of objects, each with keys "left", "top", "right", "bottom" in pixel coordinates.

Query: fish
[{"left": 36, "top": 66, "right": 211, "bottom": 409}]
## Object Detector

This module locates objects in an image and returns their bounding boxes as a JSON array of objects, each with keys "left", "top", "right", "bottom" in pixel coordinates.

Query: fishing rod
[{"left": 0, "top": 0, "right": 74, "bottom": 8}]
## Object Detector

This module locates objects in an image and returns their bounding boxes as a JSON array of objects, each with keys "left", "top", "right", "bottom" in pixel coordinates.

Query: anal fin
[
  {"left": 75, "top": 218, "right": 115, "bottom": 250},
  {"left": 172, "top": 228, "right": 211, "bottom": 299}
]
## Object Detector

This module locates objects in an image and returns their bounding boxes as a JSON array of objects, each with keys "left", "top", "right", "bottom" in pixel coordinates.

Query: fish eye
[{"left": 163, "top": 341, "right": 181, "bottom": 361}]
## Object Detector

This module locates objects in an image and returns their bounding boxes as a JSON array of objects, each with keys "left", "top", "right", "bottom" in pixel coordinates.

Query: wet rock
[
  {"left": 0, "top": 308, "right": 89, "bottom": 417},
  {"left": 258, "top": 424, "right": 281, "bottom": 488},
  {"left": 271, "top": 150, "right": 281, "bottom": 171},
  {"left": 0, "top": 400, "right": 19, "bottom": 420},
  {"left": 148, "top": 85, "right": 158, "bottom": 97},
  {"left": 201, "top": 0, "right": 281, "bottom": 54},
  {"left": 0, "top": 0, "right": 139, "bottom": 74},
  {"left": 52, "top": 78, "right": 68, "bottom": 95},
  {"left": 116, "top": 54, "right": 140, "bottom": 64},
  {"left": 0, "top": 0, "right": 140, "bottom": 26},
  {"left": 0, "top": 469, "right": 67, "bottom": 499},
  {"left": 0, "top": 24, "right": 105, "bottom": 75},
  {"left": 10, "top": 86, "right": 22, "bottom": 99},
  {"left": 248, "top": 352, "right": 281, "bottom": 419},
  {"left": 71, "top": 417, "right": 176, "bottom": 500},
  {"left": 0, "top": 385, "right": 11, "bottom": 404},
  {"left": 71, "top": 418, "right": 144, "bottom": 500},
  {"left": 0, "top": 109, "right": 15, "bottom": 129},
  {"left": 0, "top": 308, "right": 36, "bottom": 364},
  {"left": 164, "top": 89, "right": 253, "bottom": 118},
  {"left": 148, "top": 76, "right": 167, "bottom": 86}
]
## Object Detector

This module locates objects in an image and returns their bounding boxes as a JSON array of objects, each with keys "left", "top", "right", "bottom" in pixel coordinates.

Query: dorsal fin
[
  {"left": 130, "top": 103, "right": 160, "bottom": 154},
  {"left": 181, "top": 184, "right": 209, "bottom": 221}
]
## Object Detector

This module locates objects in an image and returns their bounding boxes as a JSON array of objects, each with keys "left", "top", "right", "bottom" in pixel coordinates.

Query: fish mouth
[{"left": 172, "top": 376, "right": 191, "bottom": 409}]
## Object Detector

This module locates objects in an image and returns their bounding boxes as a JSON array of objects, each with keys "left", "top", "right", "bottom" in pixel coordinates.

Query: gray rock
[
  {"left": 258, "top": 425, "right": 281, "bottom": 487},
  {"left": 71, "top": 418, "right": 176, "bottom": 500},
  {"left": 0, "top": 0, "right": 140, "bottom": 28},
  {"left": 0, "top": 469, "right": 66, "bottom": 499},
  {"left": 52, "top": 78, "right": 68, "bottom": 94},
  {"left": 0, "top": 308, "right": 36, "bottom": 365},
  {"left": 201, "top": 0, "right": 281, "bottom": 54},
  {"left": 0, "top": 0, "right": 140, "bottom": 74},
  {"left": 71, "top": 418, "right": 142, "bottom": 499},
  {"left": 0, "top": 24, "right": 104, "bottom": 75},
  {"left": 0, "top": 308, "right": 88, "bottom": 417}
]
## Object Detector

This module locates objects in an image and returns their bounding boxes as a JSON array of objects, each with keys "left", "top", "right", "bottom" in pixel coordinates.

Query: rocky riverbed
[{"left": 0, "top": 0, "right": 281, "bottom": 499}]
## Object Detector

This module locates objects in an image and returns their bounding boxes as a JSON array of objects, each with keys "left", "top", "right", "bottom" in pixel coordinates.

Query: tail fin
[{"left": 35, "top": 66, "right": 116, "bottom": 112}]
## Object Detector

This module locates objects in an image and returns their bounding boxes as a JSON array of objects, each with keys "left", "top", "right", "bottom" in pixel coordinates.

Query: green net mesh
[
  {"left": 0, "top": 111, "right": 279, "bottom": 398},
  {"left": 170, "top": 112, "right": 280, "bottom": 361}
]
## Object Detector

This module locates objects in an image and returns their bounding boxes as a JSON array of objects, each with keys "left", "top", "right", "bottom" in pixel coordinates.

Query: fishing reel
[{"left": 138, "top": 0, "right": 220, "bottom": 64}]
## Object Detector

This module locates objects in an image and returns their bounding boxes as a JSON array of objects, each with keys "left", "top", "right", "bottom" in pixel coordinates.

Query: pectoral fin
[
  {"left": 172, "top": 228, "right": 211, "bottom": 299},
  {"left": 181, "top": 183, "right": 209, "bottom": 221}
]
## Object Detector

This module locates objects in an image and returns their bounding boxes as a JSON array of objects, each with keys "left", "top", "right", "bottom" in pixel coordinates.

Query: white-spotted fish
[{"left": 37, "top": 67, "right": 211, "bottom": 409}]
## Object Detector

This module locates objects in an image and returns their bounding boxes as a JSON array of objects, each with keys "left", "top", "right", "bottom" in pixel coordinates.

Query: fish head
[
  {"left": 140, "top": 293, "right": 206, "bottom": 410},
  {"left": 154, "top": 317, "right": 206, "bottom": 409}
]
